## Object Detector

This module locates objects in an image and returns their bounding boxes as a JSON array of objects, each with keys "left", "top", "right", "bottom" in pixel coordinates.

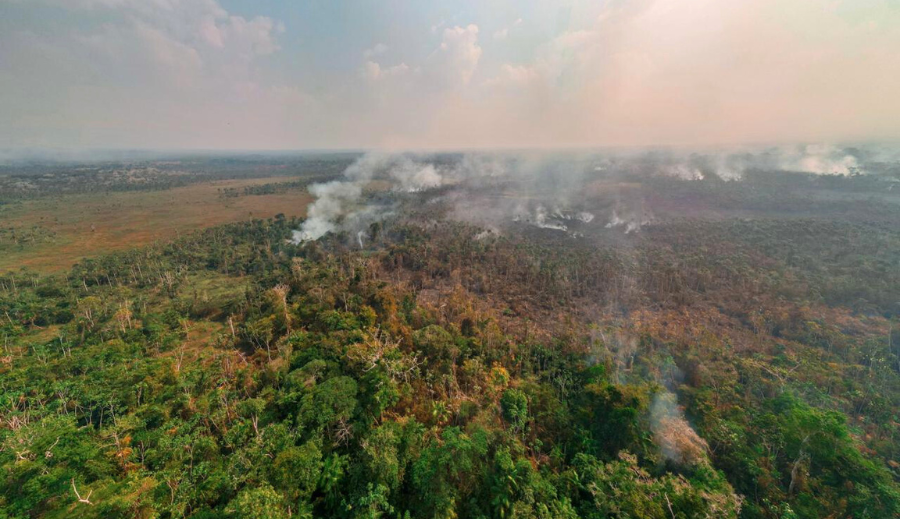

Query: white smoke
[
  {"left": 390, "top": 159, "right": 443, "bottom": 192},
  {"left": 514, "top": 205, "right": 566, "bottom": 232},
  {"left": 295, "top": 153, "right": 448, "bottom": 242},
  {"left": 577, "top": 212, "right": 595, "bottom": 223},
  {"left": 777, "top": 144, "right": 860, "bottom": 175},
  {"left": 650, "top": 143, "right": 865, "bottom": 181},
  {"left": 294, "top": 180, "right": 363, "bottom": 241},
  {"left": 663, "top": 164, "right": 705, "bottom": 181},
  {"left": 473, "top": 227, "right": 500, "bottom": 241},
  {"left": 296, "top": 151, "right": 664, "bottom": 242},
  {"left": 293, "top": 145, "right": 877, "bottom": 244},
  {"left": 510, "top": 204, "right": 596, "bottom": 235},
  {"left": 550, "top": 207, "right": 595, "bottom": 223},
  {"left": 513, "top": 204, "right": 593, "bottom": 233},
  {"left": 533, "top": 205, "right": 568, "bottom": 231},
  {"left": 605, "top": 210, "right": 627, "bottom": 229},
  {"left": 605, "top": 205, "right": 653, "bottom": 234},
  {"left": 451, "top": 153, "right": 510, "bottom": 180}
]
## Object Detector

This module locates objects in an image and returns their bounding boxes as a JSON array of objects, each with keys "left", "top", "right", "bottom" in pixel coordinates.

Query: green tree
[
  {"left": 272, "top": 441, "right": 322, "bottom": 504},
  {"left": 227, "top": 484, "right": 286, "bottom": 519},
  {"left": 501, "top": 388, "right": 529, "bottom": 435}
]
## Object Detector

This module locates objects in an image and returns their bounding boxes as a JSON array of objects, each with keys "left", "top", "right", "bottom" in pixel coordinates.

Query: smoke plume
[
  {"left": 646, "top": 144, "right": 866, "bottom": 181},
  {"left": 293, "top": 144, "right": 896, "bottom": 244},
  {"left": 295, "top": 153, "right": 447, "bottom": 242},
  {"left": 650, "top": 392, "right": 709, "bottom": 466}
]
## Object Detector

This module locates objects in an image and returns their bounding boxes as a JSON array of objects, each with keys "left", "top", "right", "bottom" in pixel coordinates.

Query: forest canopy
[{"left": 2, "top": 151, "right": 900, "bottom": 519}]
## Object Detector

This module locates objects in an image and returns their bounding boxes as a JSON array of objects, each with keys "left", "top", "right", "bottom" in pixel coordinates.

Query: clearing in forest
[{"left": 0, "top": 177, "right": 312, "bottom": 273}]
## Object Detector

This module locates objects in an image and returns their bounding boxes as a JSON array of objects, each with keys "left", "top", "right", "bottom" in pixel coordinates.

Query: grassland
[{"left": 0, "top": 177, "right": 311, "bottom": 273}]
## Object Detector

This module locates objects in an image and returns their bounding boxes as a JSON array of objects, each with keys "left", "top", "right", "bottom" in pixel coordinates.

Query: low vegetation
[{"left": 0, "top": 178, "right": 313, "bottom": 273}]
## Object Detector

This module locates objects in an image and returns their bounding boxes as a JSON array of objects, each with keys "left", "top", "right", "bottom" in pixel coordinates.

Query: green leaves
[
  {"left": 299, "top": 376, "right": 358, "bottom": 433},
  {"left": 500, "top": 388, "right": 529, "bottom": 435},
  {"left": 226, "top": 484, "right": 287, "bottom": 519},
  {"left": 273, "top": 441, "right": 322, "bottom": 502}
]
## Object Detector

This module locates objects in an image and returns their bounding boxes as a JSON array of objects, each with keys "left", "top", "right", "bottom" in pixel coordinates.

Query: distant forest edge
[{"left": 0, "top": 154, "right": 356, "bottom": 202}]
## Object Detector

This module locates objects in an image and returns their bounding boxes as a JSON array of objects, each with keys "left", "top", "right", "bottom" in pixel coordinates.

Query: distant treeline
[
  {"left": 218, "top": 175, "right": 336, "bottom": 199},
  {"left": 0, "top": 155, "right": 356, "bottom": 201}
]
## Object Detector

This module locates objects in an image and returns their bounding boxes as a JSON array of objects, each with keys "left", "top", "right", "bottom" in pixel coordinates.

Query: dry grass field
[{"left": 0, "top": 177, "right": 311, "bottom": 273}]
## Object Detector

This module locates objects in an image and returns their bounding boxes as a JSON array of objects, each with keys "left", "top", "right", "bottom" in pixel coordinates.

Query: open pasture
[{"left": 0, "top": 177, "right": 311, "bottom": 273}]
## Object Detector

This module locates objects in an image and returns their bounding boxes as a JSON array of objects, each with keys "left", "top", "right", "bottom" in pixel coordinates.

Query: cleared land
[{"left": 0, "top": 177, "right": 311, "bottom": 273}]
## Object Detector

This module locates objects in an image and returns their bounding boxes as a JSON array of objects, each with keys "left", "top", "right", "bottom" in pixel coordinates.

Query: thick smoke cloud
[
  {"left": 649, "top": 144, "right": 865, "bottom": 181},
  {"left": 294, "top": 153, "right": 449, "bottom": 242},
  {"left": 294, "top": 181, "right": 364, "bottom": 242},
  {"left": 295, "top": 152, "right": 525, "bottom": 243},
  {"left": 775, "top": 144, "right": 860, "bottom": 175},
  {"left": 294, "top": 144, "right": 897, "bottom": 244}
]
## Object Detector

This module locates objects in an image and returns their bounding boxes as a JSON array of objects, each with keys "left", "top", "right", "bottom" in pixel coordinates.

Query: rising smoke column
[
  {"left": 294, "top": 180, "right": 363, "bottom": 242},
  {"left": 294, "top": 153, "right": 447, "bottom": 242}
]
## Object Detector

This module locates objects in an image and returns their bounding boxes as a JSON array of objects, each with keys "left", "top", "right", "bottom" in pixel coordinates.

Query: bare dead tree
[
  {"left": 71, "top": 479, "right": 94, "bottom": 505},
  {"left": 271, "top": 284, "right": 292, "bottom": 334}
]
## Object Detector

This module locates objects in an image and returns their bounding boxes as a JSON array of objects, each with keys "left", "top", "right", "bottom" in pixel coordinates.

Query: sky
[{"left": 1, "top": 0, "right": 899, "bottom": 151}]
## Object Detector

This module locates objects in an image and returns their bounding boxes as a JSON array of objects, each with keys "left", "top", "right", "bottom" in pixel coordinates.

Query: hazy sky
[{"left": 1, "top": 0, "right": 899, "bottom": 151}]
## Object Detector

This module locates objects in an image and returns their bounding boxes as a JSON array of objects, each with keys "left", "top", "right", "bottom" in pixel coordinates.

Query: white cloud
[
  {"left": 4, "top": 0, "right": 900, "bottom": 150},
  {"left": 500, "top": 64, "right": 539, "bottom": 84},
  {"left": 485, "top": 64, "right": 540, "bottom": 88},
  {"left": 428, "top": 24, "right": 482, "bottom": 87},
  {"left": 362, "top": 24, "right": 482, "bottom": 90},
  {"left": 493, "top": 18, "right": 522, "bottom": 40},
  {"left": 40, "top": 0, "right": 281, "bottom": 62},
  {"left": 362, "top": 61, "right": 411, "bottom": 81},
  {"left": 0, "top": 0, "right": 324, "bottom": 149},
  {"left": 460, "top": 0, "right": 900, "bottom": 148},
  {"left": 363, "top": 43, "right": 389, "bottom": 58}
]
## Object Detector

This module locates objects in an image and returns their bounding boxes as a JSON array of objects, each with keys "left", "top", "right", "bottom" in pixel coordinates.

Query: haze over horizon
[{"left": 2, "top": 0, "right": 900, "bottom": 151}]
